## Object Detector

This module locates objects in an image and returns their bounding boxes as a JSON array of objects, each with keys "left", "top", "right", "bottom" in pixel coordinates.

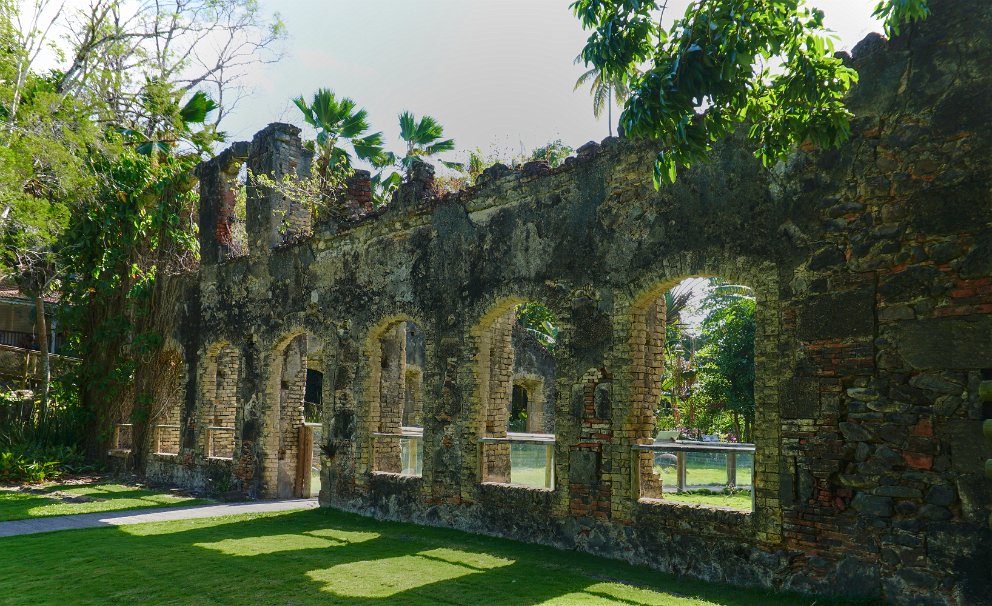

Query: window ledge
[
  {"left": 371, "top": 471, "right": 422, "bottom": 480},
  {"left": 636, "top": 496, "right": 752, "bottom": 516},
  {"left": 480, "top": 481, "right": 553, "bottom": 493}
]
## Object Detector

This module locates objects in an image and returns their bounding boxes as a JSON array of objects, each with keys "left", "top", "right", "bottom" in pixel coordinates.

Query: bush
[{"left": 0, "top": 379, "right": 93, "bottom": 484}]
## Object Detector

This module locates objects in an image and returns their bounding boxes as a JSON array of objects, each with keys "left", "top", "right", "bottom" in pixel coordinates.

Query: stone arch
[
  {"left": 469, "top": 296, "right": 564, "bottom": 489},
  {"left": 263, "top": 330, "right": 313, "bottom": 498},
  {"left": 362, "top": 316, "right": 428, "bottom": 477},
  {"left": 611, "top": 252, "right": 782, "bottom": 529}
]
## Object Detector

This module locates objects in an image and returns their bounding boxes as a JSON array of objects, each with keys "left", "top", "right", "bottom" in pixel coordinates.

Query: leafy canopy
[{"left": 571, "top": 0, "right": 929, "bottom": 187}]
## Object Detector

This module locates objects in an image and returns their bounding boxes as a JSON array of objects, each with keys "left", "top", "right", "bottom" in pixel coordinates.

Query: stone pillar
[
  {"left": 341, "top": 169, "right": 374, "bottom": 220},
  {"left": 274, "top": 335, "right": 307, "bottom": 498},
  {"left": 246, "top": 123, "right": 314, "bottom": 250},
  {"left": 481, "top": 308, "right": 515, "bottom": 483},
  {"left": 390, "top": 158, "right": 436, "bottom": 212},
  {"left": 374, "top": 323, "right": 407, "bottom": 473},
  {"left": 630, "top": 296, "right": 665, "bottom": 500},
  {"left": 196, "top": 142, "right": 249, "bottom": 264}
]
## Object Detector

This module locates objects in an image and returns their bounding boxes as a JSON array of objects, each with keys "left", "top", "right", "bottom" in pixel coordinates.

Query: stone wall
[{"left": 138, "top": 2, "right": 992, "bottom": 603}]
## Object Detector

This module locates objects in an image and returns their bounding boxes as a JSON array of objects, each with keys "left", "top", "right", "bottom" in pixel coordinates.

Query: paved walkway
[{"left": 0, "top": 499, "right": 318, "bottom": 538}]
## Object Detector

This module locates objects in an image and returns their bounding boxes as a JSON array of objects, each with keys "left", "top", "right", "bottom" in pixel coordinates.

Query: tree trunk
[
  {"left": 607, "top": 91, "right": 614, "bottom": 138},
  {"left": 34, "top": 295, "right": 50, "bottom": 423}
]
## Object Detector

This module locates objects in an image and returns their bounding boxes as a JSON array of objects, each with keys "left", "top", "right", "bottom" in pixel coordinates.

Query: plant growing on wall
[
  {"left": 294, "top": 89, "right": 388, "bottom": 181},
  {"left": 571, "top": 0, "right": 929, "bottom": 186}
]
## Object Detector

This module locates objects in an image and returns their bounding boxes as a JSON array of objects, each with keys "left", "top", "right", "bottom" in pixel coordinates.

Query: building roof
[{"left": 0, "top": 287, "right": 61, "bottom": 304}]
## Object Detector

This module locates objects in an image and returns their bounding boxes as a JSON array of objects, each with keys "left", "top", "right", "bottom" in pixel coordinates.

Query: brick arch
[
  {"left": 609, "top": 257, "right": 783, "bottom": 535},
  {"left": 466, "top": 296, "right": 565, "bottom": 489},
  {"left": 262, "top": 331, "right": 312, "bottom": 498},
  {"left": 360, "top": 316, "right": 429, "bottom": 477}
]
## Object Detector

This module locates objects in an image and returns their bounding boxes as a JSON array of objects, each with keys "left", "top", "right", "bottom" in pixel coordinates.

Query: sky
[
  {"left": 224, "top": 1, "right": 885, "bottom": 164},
  {"left": 23, "top": 0, "right": 885, "bottom": 162}
]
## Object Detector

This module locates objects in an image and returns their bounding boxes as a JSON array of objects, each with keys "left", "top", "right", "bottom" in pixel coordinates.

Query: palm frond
[
  {"left": 414, "top": 114, "right": 444, "bottom": 145},
  {"left": 292, "top": 96, "right": 317, "bottom": 128},
  {"left": 352, "top": 131, "right": 384, "bottom": 162},
  {"left": 574, "top": 67, "right": 599, "bottom": 90},
  {"left": 398, "top": 111, "right": 417, "bottom": 141},
  {"left": 423, "top": 138, "right": 455, "bottom": 156},
  {"left": 339, "top": 106, "right": 370, "bottom": 139}
]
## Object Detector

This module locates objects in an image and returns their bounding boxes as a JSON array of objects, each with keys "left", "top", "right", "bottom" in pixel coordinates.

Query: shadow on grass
[
  {"left": 0, "top": 508, "right": 881, "bottom": 606},
  {"left": 0, "top": 484, "right": 207, "bottom": 522}
]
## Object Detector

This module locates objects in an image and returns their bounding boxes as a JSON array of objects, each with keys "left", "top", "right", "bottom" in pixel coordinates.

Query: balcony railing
[
  {"left": 479, "top": 432, "right": 555, "bottom": 489},
  {"left": 370, "top": 426, "right": 423, "bottom": 476},
  {"left": 632, "top": 440, "right": 756, "bottom": 509}
]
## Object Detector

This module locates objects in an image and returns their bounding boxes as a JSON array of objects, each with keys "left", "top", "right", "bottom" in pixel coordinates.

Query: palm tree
[
  {"left": 293, "top": 89, "right": 387, "bottom": 180},
  {"left": 573, "top": 57, "right": 636, "bottom": 137},
  {"left": 395, "top": 111, "right": 462, "bottom": 173}
]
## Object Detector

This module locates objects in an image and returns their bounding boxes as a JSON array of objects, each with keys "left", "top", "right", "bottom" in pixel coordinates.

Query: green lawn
[
  {"left": 0, "top": 483, "right": 209, "bottom": 522},
  {"left": 654, "top": 463, "right": 754, "bottom": 489},
  {"left": 0, "top": 507, "right": 873, "bottom": 606},
  {"left": 664, "top": 489, "right": 752, "bottom": 510}
]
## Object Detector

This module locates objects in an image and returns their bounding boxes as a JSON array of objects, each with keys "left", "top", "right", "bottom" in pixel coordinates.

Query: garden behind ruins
[{"left": 1, "top": 1, "right": 990, "bottom": 605}]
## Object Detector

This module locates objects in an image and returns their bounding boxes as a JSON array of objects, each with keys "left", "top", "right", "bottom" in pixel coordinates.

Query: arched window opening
[
  {"left": 370, "top": 320, "right": 425, "bottom": 476},
  {"left": 479, "top": 302, "right": 557, "bottom": 489},
  {"left": 633, "top": 277, "right": 756, "bottom": 512},
  {"left": 263, "top": 333, "right": 323, "bottom": 499}
]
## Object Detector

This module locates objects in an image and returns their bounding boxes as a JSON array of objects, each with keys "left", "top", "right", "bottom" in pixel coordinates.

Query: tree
[
  {"left": 571, "top": 0, "right": 929, "bottom": 186},
  {"left": 516, "top": 303, "right": 558, "bottom": 350},
  {"left": 293, "top": 88, "right": 387, "bottom": 182},
  {"left": 395, "top": 111, "right": 461, "bottom": 174},
  {"left": 54, "top": 0, "right": 286, "bottom": 128},
  {"left": 658, "top": 281, "right": 695, "bottom": 428},
  {"left": 693, "top": 282, "right": 756, "bottom": 441},
  {"left": 573, "top": 57, "right": 635, "bottom": 137}
]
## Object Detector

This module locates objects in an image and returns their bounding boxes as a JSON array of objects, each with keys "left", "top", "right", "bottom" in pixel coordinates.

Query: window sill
[{"left": 480, "top": 481, "right": 554, "bottom": 493}]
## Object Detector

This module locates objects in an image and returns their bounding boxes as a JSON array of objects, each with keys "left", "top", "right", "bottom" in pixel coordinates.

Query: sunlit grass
[
  {"left": 0, "top": 483, "right": 208, "bottom": 522},
  {"left": 663, "top": 489, "right": 752, "bottom": 510},
  {"left": 0, "top": 507, "right": 875, "bottom": 605}
]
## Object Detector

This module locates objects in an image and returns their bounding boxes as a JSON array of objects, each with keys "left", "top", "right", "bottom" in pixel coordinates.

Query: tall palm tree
[
  {"left": 293, "top": 89, "right": 387, "bottom": 179},
  {"left": 573, "top": 57, "right": 635, "bottom": 137},
  {"left": 395, "top": 111, "right": 461, "bottom": 173}
]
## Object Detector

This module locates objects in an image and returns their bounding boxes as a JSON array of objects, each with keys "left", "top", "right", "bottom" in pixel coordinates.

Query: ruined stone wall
[{"left": 139, "top": 2, "right": 992, "bottom": 603}]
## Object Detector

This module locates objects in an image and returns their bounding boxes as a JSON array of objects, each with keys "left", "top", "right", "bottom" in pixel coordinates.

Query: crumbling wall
[{"left": 138, "top": 2, "right": 992, "bottom": 603}]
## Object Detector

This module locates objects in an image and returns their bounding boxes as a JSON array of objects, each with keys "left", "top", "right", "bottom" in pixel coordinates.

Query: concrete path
[{"left": 0, "top": 499, "right": 318, "bottom": 538}]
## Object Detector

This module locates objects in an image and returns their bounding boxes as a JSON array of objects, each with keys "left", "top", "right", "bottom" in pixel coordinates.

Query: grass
[
  {"left": 654, "top": 463, "right": 754, "bottom": 489},
  {"left": 0, "top": 482, "right": 209, "bottom": 522},
  {"left": 664, "top": 489, "right": 752, "bottom": 510},
  {"left": 0, "top": 507, "right": 876, "bottom": 605}
]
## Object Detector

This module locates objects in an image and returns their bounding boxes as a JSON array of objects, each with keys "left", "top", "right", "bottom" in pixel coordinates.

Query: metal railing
[
  {"left": 370, "top": 426, "right": 423, "bottom": 476},
  {"left": 152, "top": 424, "right": 181, "bottom": 455},
  {"left": 479, "top": 432, "right": 555, "bottom": 489},
  {"left": 206, "top": 426, "right": 236, "bottom": 459},
  {"left": 632, "top": 440, "right": 756, "bottom": 509}
]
